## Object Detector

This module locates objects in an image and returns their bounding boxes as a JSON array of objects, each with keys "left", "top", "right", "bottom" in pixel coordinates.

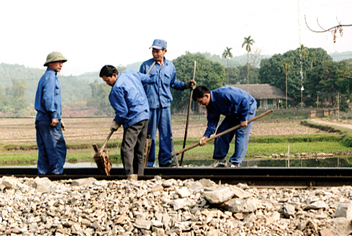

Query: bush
[{"left": 341, "top": 130, "right": 352, "bottom": 147}]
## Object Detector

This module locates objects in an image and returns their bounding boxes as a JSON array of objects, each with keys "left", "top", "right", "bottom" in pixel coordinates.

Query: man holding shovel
[
  {"left": 193, "top": 85, "right": 257, "bottom": 167},
  {"left": 139, "top": 39, "right": 195, "bottom": 167},
  {"left": 99, "top": 65, "right": 149, "bottom": 177}
]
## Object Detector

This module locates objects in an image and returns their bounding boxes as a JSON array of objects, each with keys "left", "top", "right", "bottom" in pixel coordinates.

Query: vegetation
[
  {"left": 222, "top": 47, "right": 233, "bottom": 84},
  {"left": 259, "top": 47, "right": 352, "bottom": 109},
  {"left": 1, "top": 133, "right": 350, "bottom": 165},
  {"left": 171, "top": 52, "right": 225, "bottom": 113},
  {"left": 242, "top": 36, "right": 255, "bottom": 84},
  {"left": 0, "top": 49, "right": 351, "bottom": 117}
]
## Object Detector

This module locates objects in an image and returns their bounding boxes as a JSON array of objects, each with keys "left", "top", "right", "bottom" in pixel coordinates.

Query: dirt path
[{"left": 310, "top": 118, "right": 352, "bottom": 130}]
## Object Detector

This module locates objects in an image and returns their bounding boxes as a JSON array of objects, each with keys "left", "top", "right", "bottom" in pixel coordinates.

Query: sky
[{"left": 0, "top": 0, "right": 351, "bottom": 76}]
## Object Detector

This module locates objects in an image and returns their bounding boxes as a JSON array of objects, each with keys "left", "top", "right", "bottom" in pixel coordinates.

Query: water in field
[
  {"left": 183, "top": 156, "right": 352, "bottom": 168},
  {"left": 2, "top": 156, "right": 352, "bottom": 168}
]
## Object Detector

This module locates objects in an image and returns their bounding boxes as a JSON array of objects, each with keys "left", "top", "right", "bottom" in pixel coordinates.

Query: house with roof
[{"left": 229, "top": 84, "right": 293, "bottom": 109}]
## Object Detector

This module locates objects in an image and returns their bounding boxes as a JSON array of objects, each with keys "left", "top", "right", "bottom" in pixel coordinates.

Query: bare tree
[
  {"left": 249, "top": 48, "right": 262, "bottom": 68},
  {"left": 305, "top": 15, "right": 352, "bottom": 43}
]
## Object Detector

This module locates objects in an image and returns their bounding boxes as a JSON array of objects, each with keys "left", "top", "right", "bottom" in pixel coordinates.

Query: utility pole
[
  {"left": 317, "top": 91, "right": 320, "bottom": 108},
  {"left": 337, "top": 92, "right": 340, "bottom": 121},
  {"left": 301, "top": 85, "right": 304, "bottom": 108}
]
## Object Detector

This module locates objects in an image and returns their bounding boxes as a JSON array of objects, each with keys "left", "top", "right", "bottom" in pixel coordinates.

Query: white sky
[{"left": 0, "top": 0, "right": 351, "bottom": 76}]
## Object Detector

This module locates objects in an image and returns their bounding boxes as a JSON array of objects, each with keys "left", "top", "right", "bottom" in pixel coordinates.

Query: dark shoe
[
  {"left": 230, "top": 163, "right": 240, "bottom": 168},
  {"left": 212, "top": 159, "right": 227, "bottom": 167},
  {"left": 160, "top": 162, "right": 177, "bottom": 167}
]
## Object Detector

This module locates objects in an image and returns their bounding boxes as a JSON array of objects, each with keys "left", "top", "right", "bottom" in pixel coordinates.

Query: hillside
[{"left": 0, "top": 50, "right": 350, "bottom": 109}]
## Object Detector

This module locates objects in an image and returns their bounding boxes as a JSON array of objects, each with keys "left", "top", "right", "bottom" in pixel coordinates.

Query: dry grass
[{"left": 0, "top": 117, "right": 327, "bottom": 146}]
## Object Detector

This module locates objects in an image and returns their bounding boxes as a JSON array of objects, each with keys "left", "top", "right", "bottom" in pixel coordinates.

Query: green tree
[
  {"left": 222, "top": 47, "right": 233, "bottom": 84},
  {"left": 88, "top": 80, "right": 114, "bottom": 116},
  {"left": 242, "top": 36, "right": 255, "bottom": 84},
  {"left": 1, "top": 78, "right": 30, "bottom": 115},
  {"left": 259, "top": 47, "right": 333, "bottom": 106},
  {"left": 306, "top": 60, "right": 352, "bottom": 109},
  {"left": 172, "top": 52, "right": 225, "bottom": 113}
]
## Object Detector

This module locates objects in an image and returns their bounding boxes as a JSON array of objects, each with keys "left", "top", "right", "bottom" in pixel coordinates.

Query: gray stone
[
  {"left": 203, "top": 186, "right": 235, "bottom": 204},
  {"left": 220, "top": 197, "right": 260, "bottom": 213},
  {"left": 71, "top": 177, "right": 96, "bottom": 186},
  {"left": 175, "top": 187, "right": 191, "bottom": 198},
  {"left": 335, "top": 203, "right": 352, "bottom": 219},
  {"left": 1, "top": 176, "right": 17, "bottom": 189},
  {"left": 134, "top": 219, "right": 151, "bottom": 230},
  {"left": 283, "top": 203, "right": 296, "bottom": 217}
]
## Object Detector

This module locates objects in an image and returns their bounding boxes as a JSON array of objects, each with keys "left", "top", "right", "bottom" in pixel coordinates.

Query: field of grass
[{"left": 0, "top": 114, "right": 351, "bottom": 165}]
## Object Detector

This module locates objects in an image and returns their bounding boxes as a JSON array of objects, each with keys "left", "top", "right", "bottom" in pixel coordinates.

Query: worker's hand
[
  {"left": 240, "top": 120, "right": 248, "bottom": 128},
  {"left": 61, "top": 120, "right": 65, "bottom": 131},
  {"left": 185, "top": 80, "right": 196, "bottom": 89},
  {"left": 110, "top": 120, "right": 120, "bottom": 132},
  {"left": 199, "top": 136, "right": 208, "bottom": 146},
  {"left": 51, "top": 118, "right": 59, "bottom": 127}
]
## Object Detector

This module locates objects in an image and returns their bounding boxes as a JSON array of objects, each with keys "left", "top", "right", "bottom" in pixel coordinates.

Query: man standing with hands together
[
  {"left": 139, "top": 39, "right": 195, "bottom": 167},
  {"left": 34, "top": 51, "right": 67, "bottom": 175}
]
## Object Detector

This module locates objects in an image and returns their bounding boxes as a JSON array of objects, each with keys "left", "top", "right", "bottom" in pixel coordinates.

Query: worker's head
[
  {"left": 150, "top": 39, "right": 167, "bottom": 63},
  {"left": 193, "top": 86, "right": 211, "bottom": 107},
  {"left": 44, "top": 51, "right": 67, "bottom": 72},
  {"left": 99, "top": 65, "right": 118, "bottom": 87}
]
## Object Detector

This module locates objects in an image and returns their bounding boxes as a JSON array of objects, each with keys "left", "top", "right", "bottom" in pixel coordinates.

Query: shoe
[
  {"left": 230, "top": 163, "right": 241, "bottom": 168},
  {"left": 212, "top": 159, "right": 227, "bottom": 167},
  {"left": 160, "top": 162, "right": 177, "bottom": 167}
]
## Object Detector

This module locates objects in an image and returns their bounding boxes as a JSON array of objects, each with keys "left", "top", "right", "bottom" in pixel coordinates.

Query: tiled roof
[{"left": 229, "top": 84, "right": 293, "bottom": 100}]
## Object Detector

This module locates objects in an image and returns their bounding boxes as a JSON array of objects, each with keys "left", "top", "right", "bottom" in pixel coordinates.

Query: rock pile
[{"left": 0, "top": 175, "right": 351, "bottom": 235}]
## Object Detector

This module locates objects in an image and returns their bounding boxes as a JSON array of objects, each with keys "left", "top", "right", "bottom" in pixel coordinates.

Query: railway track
[{"left": 1, "top": 167, "right": 352, "bottom": 187}]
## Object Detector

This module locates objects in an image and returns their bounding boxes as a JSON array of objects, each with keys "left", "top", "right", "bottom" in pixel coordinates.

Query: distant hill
[
  {"left": 330, "top": 51, "right": 352, "bottom": 62},
  {"left": 0, "top": 63, "right": 91, "bottom": 105}
]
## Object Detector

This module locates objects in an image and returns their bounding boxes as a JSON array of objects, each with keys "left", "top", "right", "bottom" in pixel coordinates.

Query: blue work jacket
[
  {"left": 139, "top": 58, "right": 186, "bottom": 109},
  {"left": 34, "top": 67, "right": 62, "bottom": 122},
  {"left": 109, "top": 70, "right": 150, "bottom": 128},
  {"left": 204, "top": 86, "right": 257, "bottom": 137}
]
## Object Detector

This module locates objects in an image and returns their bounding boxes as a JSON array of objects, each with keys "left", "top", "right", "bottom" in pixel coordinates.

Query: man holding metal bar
[{"left": 193, "top": 85, "right": 257, "bottom": 167}]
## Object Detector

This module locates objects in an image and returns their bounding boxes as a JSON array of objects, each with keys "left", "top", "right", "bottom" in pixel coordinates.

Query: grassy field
[{"left": 0, "top": 115, "right": 351, "bottom": 165}]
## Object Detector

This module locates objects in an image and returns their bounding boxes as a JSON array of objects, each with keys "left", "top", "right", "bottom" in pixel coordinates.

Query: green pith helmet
[{"left": 43, "top": 51, "right": 67, "bottom": 66}]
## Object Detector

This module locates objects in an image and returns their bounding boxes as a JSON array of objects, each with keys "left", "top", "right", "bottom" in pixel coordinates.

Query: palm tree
[
  {"left": 222, "top": 47, "right": 233, "bottom": 84},
  {"left": 282, "top": 58, "right": 293, "bottom": 109},
  {"left": 296, "top": 44, "right": 308, "bottom": 108},
  {"left": 242, "top": 36, "right": 255, "bottom": 84},
  {"left": 308, "top": 51, "right": 317, "bottom": 69}
]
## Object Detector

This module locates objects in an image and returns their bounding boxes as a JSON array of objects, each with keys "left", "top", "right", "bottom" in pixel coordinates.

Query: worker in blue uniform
[
  {"left": 34, "top": 51, "right": 67, "bottom": 175},
  {"left": 139, "top": 39, "right": 195, "bottom": 167},
  {"left": 100, "top": 65, "right": 150, "bottom": 176},
  {"left": 192, "top": 85, "right": 257, "bottom": 167}
]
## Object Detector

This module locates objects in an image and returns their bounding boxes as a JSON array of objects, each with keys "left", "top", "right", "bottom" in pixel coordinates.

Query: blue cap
[{"left": 150, "top": 39, "right": 167, "bottom": 49}]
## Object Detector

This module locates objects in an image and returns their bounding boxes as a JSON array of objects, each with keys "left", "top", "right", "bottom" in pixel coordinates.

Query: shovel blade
[{"left": 92, "top": 144, "right": 112, "bottom": 176}]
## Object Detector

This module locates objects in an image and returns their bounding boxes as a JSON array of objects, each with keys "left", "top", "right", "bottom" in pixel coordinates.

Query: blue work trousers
[
  {"left": 35, "top": 121, "right": 67, "bottom": 174},
  {"left": 213, "top": 110, "right": 256, "bottom": 164},
  {"left": 147, "top": 107, "right": 172, "bottom": 167}
]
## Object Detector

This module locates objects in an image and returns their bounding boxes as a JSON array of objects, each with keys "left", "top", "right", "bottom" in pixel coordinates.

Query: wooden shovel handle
[
  {"left": 174, "top": 109, "right": 274, "bottom": 156},
  {"left": 146, "top": 61, "right": 156, "bottom": 75},
  {"left": 100, "top": 129, "right": 115, "bottom": 152}
]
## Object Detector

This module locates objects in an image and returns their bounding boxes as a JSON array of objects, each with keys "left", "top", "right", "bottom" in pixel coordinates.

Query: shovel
[
  {"left": 180, "top": 60, "right": 196, "bottom": 166},
  {"left": 173, "top": 109, "right": 274, "bottom": 157},
  {"left": 92, "top": 130, "right": 114, "bottom": 176}
]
